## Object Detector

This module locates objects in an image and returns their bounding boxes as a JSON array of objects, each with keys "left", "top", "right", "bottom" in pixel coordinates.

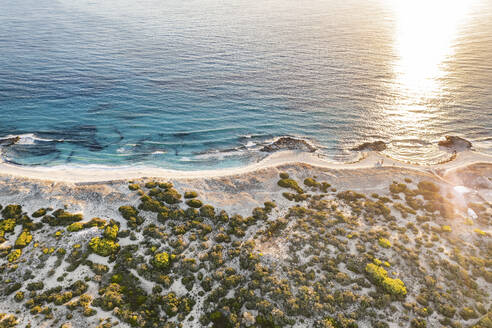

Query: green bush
[
  {"left": 282, "top": 192, "right": 309, "bottom": 202},
  {"left": 32, "top": 208, "right": 47, "bottom": 218},
  {"left": 153, "top": 252, "right": 171, "bottom": 270},
  {"left": 1, "top": 205, "right": 22, "bottom": 219},
  {"left": 0, "top": 218, "right": 16, "bottom": 233},
  {"left": 279, "top": 172, "right": 289, "bottom": 179},
  {"left": 90, "top": 262, "right": 109, "bottom": 275},
  {"left": 389, "top": 182, "right": 407, "bottom": 194},
  {"left": 67, "top": 222, "right": 84, "bottom": 232},
  {"left": 42, "top": 209, "right": 83, "bottom": 226},
  {"left": 304, "top": 177, "right": 320, "bottom": 188},
  {"left": 264, "top": 201, "right": 276, "bottom": 212},
  {"left": 278, "top": 178, "right": 304, "bottom": 194},
  {"left": 459, "top": 307, "right": 478, "bottom": 320},
  {"left": 200, "top": 205, "right": 215, "bottom": 219},
  {"left": 8, "top": 249, "right": 21, "bottom": 262},
  {"left": 119, "top": 206, "right": 144, "bottom": 227},
  {"left": 128, "top": 184, "right": 140, "bottom": 191},
  {"left": 184, "top": 191, "right": 198, "bottom": 199},
  {"left": 159, "top": 182, "right": 173, "bottom": 190},
  {"left": 186, "top": 199, "right": 203, "bottom": 208},
  {"left": 14, "top": 291, "right": 24, "bottom": 302},
  {"left": 252, "top": 207, "right": 268, "bottom": 220},
  {"left": 145, "top": 181, "right": 157, "bottom": 188},
  {"left": 67, "top": 218, "right": 106, "bottom": 232},
  {"left": 158, "top": 210, "right": 169, "bottom": 223},
  {"left": 54, "top": 291, "right": 74, "bottom": 305},
  {"left": 89, "top": 237, "right": 120, "bottom": 257},
  {"left": 14, "top": 230, "right": 32, "bottom": 248},
  {"left": 26, "top": 281, "right": 44, "bottom": 291},
  {"left": 438, "top": 304, "right": 456, "bottom": 318},
  {"left": 119, "top": 205, "right": 138, "bottom": 219},
  {"left": 139, "top": 195, "right": 166, "bottom": 212},
  {"left": 86, "top": 217, "right": 107, "bottom": 228},
  {"left": 410, "top": 318, "right": 426, "bottom": 328},
  {"left": 103, "top": 222, "right": 119, "bottom": 240},
  {"left": 378, "top": 238, "right": 391, "bottom": 248},
  {"left": 365, "top": 263, "right": 406, "bottom": 297},
  {"left": 161, "top": 189, "right": 182, "bottom": 205}
]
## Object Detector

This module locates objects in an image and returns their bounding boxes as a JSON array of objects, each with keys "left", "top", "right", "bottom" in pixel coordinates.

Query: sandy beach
[{"left": 0, "top": 149, "right": 491, "bottom": 184}]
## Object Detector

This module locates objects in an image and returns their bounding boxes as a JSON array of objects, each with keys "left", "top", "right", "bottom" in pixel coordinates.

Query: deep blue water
[{"left": 1, "top": 0, "right": 491, "bottom": 169}]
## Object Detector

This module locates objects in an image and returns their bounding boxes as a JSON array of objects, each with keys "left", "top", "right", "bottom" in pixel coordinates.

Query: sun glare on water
[
  {"left": 381, "top": 0, "right": 476, "bottom": 157},
  {"left": 391, "top": 0, "right": 474, "bottom": 97}
]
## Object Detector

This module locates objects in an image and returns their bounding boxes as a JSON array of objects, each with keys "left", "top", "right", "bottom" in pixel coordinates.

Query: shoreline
[{"left": 0, "top": 149, "right": 490, "bottom": 183}]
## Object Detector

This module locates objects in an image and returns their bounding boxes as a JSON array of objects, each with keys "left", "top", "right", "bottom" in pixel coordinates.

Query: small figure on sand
[{"left": 375, "top": 158, "right": 384, "bottom": 167}]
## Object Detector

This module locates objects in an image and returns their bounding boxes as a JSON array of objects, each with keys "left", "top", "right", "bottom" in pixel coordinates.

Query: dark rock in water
[
  {"left": 0, "top": 136, "right": 20, "bottom": 147},
  {"left": 260, "top": 137, "right": 316, "bottom": 153},
  {"left": 438, "top": 136, "right": 472, "bottom": 150},
  {"left": 351, "top": 141, "right": 387, "bottom": 152}
]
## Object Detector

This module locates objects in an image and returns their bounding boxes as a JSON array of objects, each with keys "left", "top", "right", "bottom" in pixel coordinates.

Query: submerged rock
[
  {"left": 260, "top": 137, "right": 316, "bottom": 153},
  {"left": 438, "top": 136, "right": 472, "bottom": 150},
  {"left": 351, "top": 141, "right": 387, "bottom": 152}
]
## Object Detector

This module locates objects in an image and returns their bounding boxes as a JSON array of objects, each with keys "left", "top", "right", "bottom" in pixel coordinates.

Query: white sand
[{"left": 0, "top": 150, "right": 490, "bottom": 183}]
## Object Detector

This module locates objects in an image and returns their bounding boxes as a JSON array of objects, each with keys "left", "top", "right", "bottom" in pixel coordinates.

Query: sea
[{"left": 1, "top": 0, "right": 491, "bottom": 170}]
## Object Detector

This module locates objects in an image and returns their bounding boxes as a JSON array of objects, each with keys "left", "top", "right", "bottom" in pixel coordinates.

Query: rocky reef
[
  {"left": 0, "top": 136, "right": 20, "bottom": 148},
  {"left": 260, "top": 137, "right": 316, "bottom": 153},
  {"left": 351, "top": 141, "right": 387, "bottom": 152},
  {"left": 438, "top": 136, "right": 472, "bottom": 151}
]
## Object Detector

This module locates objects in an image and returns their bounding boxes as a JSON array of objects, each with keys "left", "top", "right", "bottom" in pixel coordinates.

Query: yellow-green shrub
[
  {"left": 15, "top": 230, "right": 32, "bottom": 248},
  {"left": 67, "top": 222, "right": 84, "bottom": 232},
  {"left": 0, "top": 218, "right": 16, "bottom": 233},
  {"left": 378, "top": 237, "right": 391, "bottom": 248},
  {"left": 8, "top": 249, "right": 21, "bottom": 262},
  {"left": 441, "top": 225, "right": 452, "bottom": 233},
  {"left": 89, "top": 237, "right": 120, "bottom": 257},
  {"left": 153, "top": 252, "right": 171, "bottom": 270},
  {"left": 103, "top": 223, "right": 119, "bottom": 240},
  {"left": 366, "top": 263, "right": 407, "bottom": 297}
]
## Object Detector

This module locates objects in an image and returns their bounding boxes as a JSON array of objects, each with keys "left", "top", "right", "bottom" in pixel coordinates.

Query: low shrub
[
  {"left": 200, "top": 205, "right": 215, "bottom": 219},
  {"left": 365, "top": 263, "right": 406, "bottom": 297},
  {"left": 32, "top": 208, "right": 47, "bottom": 218},
  {"left": 15, "top": 230, "right": 33, "bottom": 248},
  {"left": 378, "top": 238, "right": 391, "bottom": 248},
  {"left": 103, "top": 222, "right": 119, "bottom": 240},
  {"left": 152, "top": 252, "right": 172, "bottom": 270},
  {"left": 184, "top": 191, "right": 198, "bottom": 199},
  {"left": 8, "top": 249, "right": 21, "bottom": 262},
  {"left": 1, "top": 205, "right": 22, "bottom": 219},
  {"left": 89, "top": 237, "right": 120, "bottom": 257},
  {"left": 186, "top": 199, "right": 203, "bottom": 208},
  {"left": 304, "top": 178, "right": 320, "bottom": 188},
  {"left": 161, "top": 189, "right": 182, "bottom": 205},
  {"left": 42, "top": 209, "right": 83, "bottom": 226},
  {"left": 278, "top": 178, "right": 304, "bottom": 194}
]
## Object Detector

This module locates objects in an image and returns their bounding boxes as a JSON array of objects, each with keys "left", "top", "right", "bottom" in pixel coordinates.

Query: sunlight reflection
[
  {"left": 390, "top": 0, "right": 474, "bottom": 99},
  {"left": 374, "top": 0, "right": 478, "bottom": 163},
  {"left": 382, "top": 0, "right": 475, "bottom": 148}
]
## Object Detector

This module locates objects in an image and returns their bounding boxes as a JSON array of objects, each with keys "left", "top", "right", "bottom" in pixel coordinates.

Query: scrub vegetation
[{"left": 0, "top": 173, "right": 490, "bottom": 328}]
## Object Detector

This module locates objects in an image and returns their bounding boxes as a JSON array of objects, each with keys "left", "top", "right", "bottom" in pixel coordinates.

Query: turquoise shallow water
[{"left": 1, "top": 0, "right": 491, "bottom": 169}]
